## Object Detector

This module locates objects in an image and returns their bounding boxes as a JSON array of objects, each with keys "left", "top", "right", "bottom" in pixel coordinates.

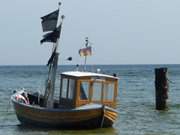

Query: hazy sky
[{"left": 0, "top": 0, "right": 179, "bottom": 65}]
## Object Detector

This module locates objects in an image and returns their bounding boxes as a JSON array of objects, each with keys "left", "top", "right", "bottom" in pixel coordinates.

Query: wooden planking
[
  {"left": 12, "top": 98, "right": 116, "bottom": 128},
  {"left": 104, "top": 108, "right": 118, "bottom": 123},
  {"left": 13, "top": 101, "right": 102, "bottom": 123}
]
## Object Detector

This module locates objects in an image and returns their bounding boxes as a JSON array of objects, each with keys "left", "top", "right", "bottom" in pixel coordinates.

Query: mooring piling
[{"left": 155, "top": 67, "right": 169, "bottom": 110}]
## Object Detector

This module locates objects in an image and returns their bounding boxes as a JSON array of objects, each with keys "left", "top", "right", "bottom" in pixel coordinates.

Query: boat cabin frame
[{"left": 59, "top": 71, "right": 118, "bottom": 108}]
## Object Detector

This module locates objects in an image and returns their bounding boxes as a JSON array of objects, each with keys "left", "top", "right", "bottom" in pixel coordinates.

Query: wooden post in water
[{"left": 155, "top": 68, "right": 169, "bottom": 110}]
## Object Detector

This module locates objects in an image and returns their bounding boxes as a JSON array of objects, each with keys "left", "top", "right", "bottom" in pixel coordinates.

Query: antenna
[{"left": 84, "top": 37, "right": 89, "bottom": 71}]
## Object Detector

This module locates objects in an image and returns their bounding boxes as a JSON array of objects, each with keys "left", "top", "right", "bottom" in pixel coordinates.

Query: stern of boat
[{"left": 101, "top": 106, "right": 118, "bottom": 127}]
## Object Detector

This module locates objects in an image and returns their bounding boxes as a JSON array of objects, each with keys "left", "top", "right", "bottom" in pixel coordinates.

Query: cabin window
[
  {"left": 92, "top": 82, "right": 102, "bottom": 101},
  {"left": 78, "top": 78, "right": 117, "bottom": 105},
  {"left": 80, "top": 81, "right": 89, "bottom": 100},
  {"left": 61, "top": 78, "right": 68, "bottom": 98},
  {"left": 61, "top": 78, "right": 75, "bottom": 99},
  {"left": 104, "top": 82, "right": 114, "bottom": 101},
  {"left": 68, "top": 79, "right": 75, "bottom": 99}
]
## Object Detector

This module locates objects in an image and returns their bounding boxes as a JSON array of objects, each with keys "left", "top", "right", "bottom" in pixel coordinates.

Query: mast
[
  {"left": 42, "top": 3, "right": 64, "bottom": 108},
  {"left": 45, "top": 43, "right": 59, "bottom": 108}
]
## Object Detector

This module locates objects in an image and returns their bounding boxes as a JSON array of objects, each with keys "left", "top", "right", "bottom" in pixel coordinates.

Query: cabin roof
[{"left": 61, "top": 71, "right": 119, "bottom": 80}]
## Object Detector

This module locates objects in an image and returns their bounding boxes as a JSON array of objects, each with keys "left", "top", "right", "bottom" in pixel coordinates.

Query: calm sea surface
[{"left": 0, "top": 65, "right": 180, "bottom": 135}]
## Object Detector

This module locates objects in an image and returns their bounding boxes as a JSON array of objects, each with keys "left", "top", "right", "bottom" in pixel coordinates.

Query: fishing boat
[{"left": 11, "top": 3, "right": 119, "bottom": 129}]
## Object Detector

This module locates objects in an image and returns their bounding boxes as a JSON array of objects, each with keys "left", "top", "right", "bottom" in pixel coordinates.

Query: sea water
[{"left": 0, "top": 65, "right": 180, "bottom": 135}]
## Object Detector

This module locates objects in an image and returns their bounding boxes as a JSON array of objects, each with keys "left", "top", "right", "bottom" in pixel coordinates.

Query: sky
[{"left": 0, "top": 0, "right": 180, "bottom": 65}]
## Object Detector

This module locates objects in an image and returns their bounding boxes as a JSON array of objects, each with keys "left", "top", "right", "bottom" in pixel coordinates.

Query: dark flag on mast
[
  {"left": 41, "top": 9, "right": 59, "bottom": 32},
  {"left": 40, "top": 23, "right": 62, "bottom": 44}
]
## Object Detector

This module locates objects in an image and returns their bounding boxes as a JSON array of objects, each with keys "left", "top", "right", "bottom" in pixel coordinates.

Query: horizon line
[{"left": 0, "top": 64, "right": 180, "bottom": 66}]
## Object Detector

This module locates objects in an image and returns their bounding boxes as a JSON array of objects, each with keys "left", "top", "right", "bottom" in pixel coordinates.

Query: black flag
[
  {"left": 41, "top": 9, "right": 59, "bottom": 32},
  {"left": 40, "top": 23, "right": 62, "bottom": 44}
]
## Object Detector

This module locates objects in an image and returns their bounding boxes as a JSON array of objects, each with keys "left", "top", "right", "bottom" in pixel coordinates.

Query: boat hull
[
  {"left": 13, "top": 103, "right": 102, "bottom": 128},
  {"left": 11, "top": 93, "right": 117, "bottom": 129}
]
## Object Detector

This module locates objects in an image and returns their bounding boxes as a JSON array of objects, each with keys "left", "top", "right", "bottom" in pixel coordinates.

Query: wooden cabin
[{"left": 59, "top": 71, "right": 118, "bottom": 108}]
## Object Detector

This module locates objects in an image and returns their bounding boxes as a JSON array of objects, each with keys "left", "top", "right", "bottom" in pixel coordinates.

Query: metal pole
[{"left": 84, "top": 56, "right": 87, "bottom": 71}]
